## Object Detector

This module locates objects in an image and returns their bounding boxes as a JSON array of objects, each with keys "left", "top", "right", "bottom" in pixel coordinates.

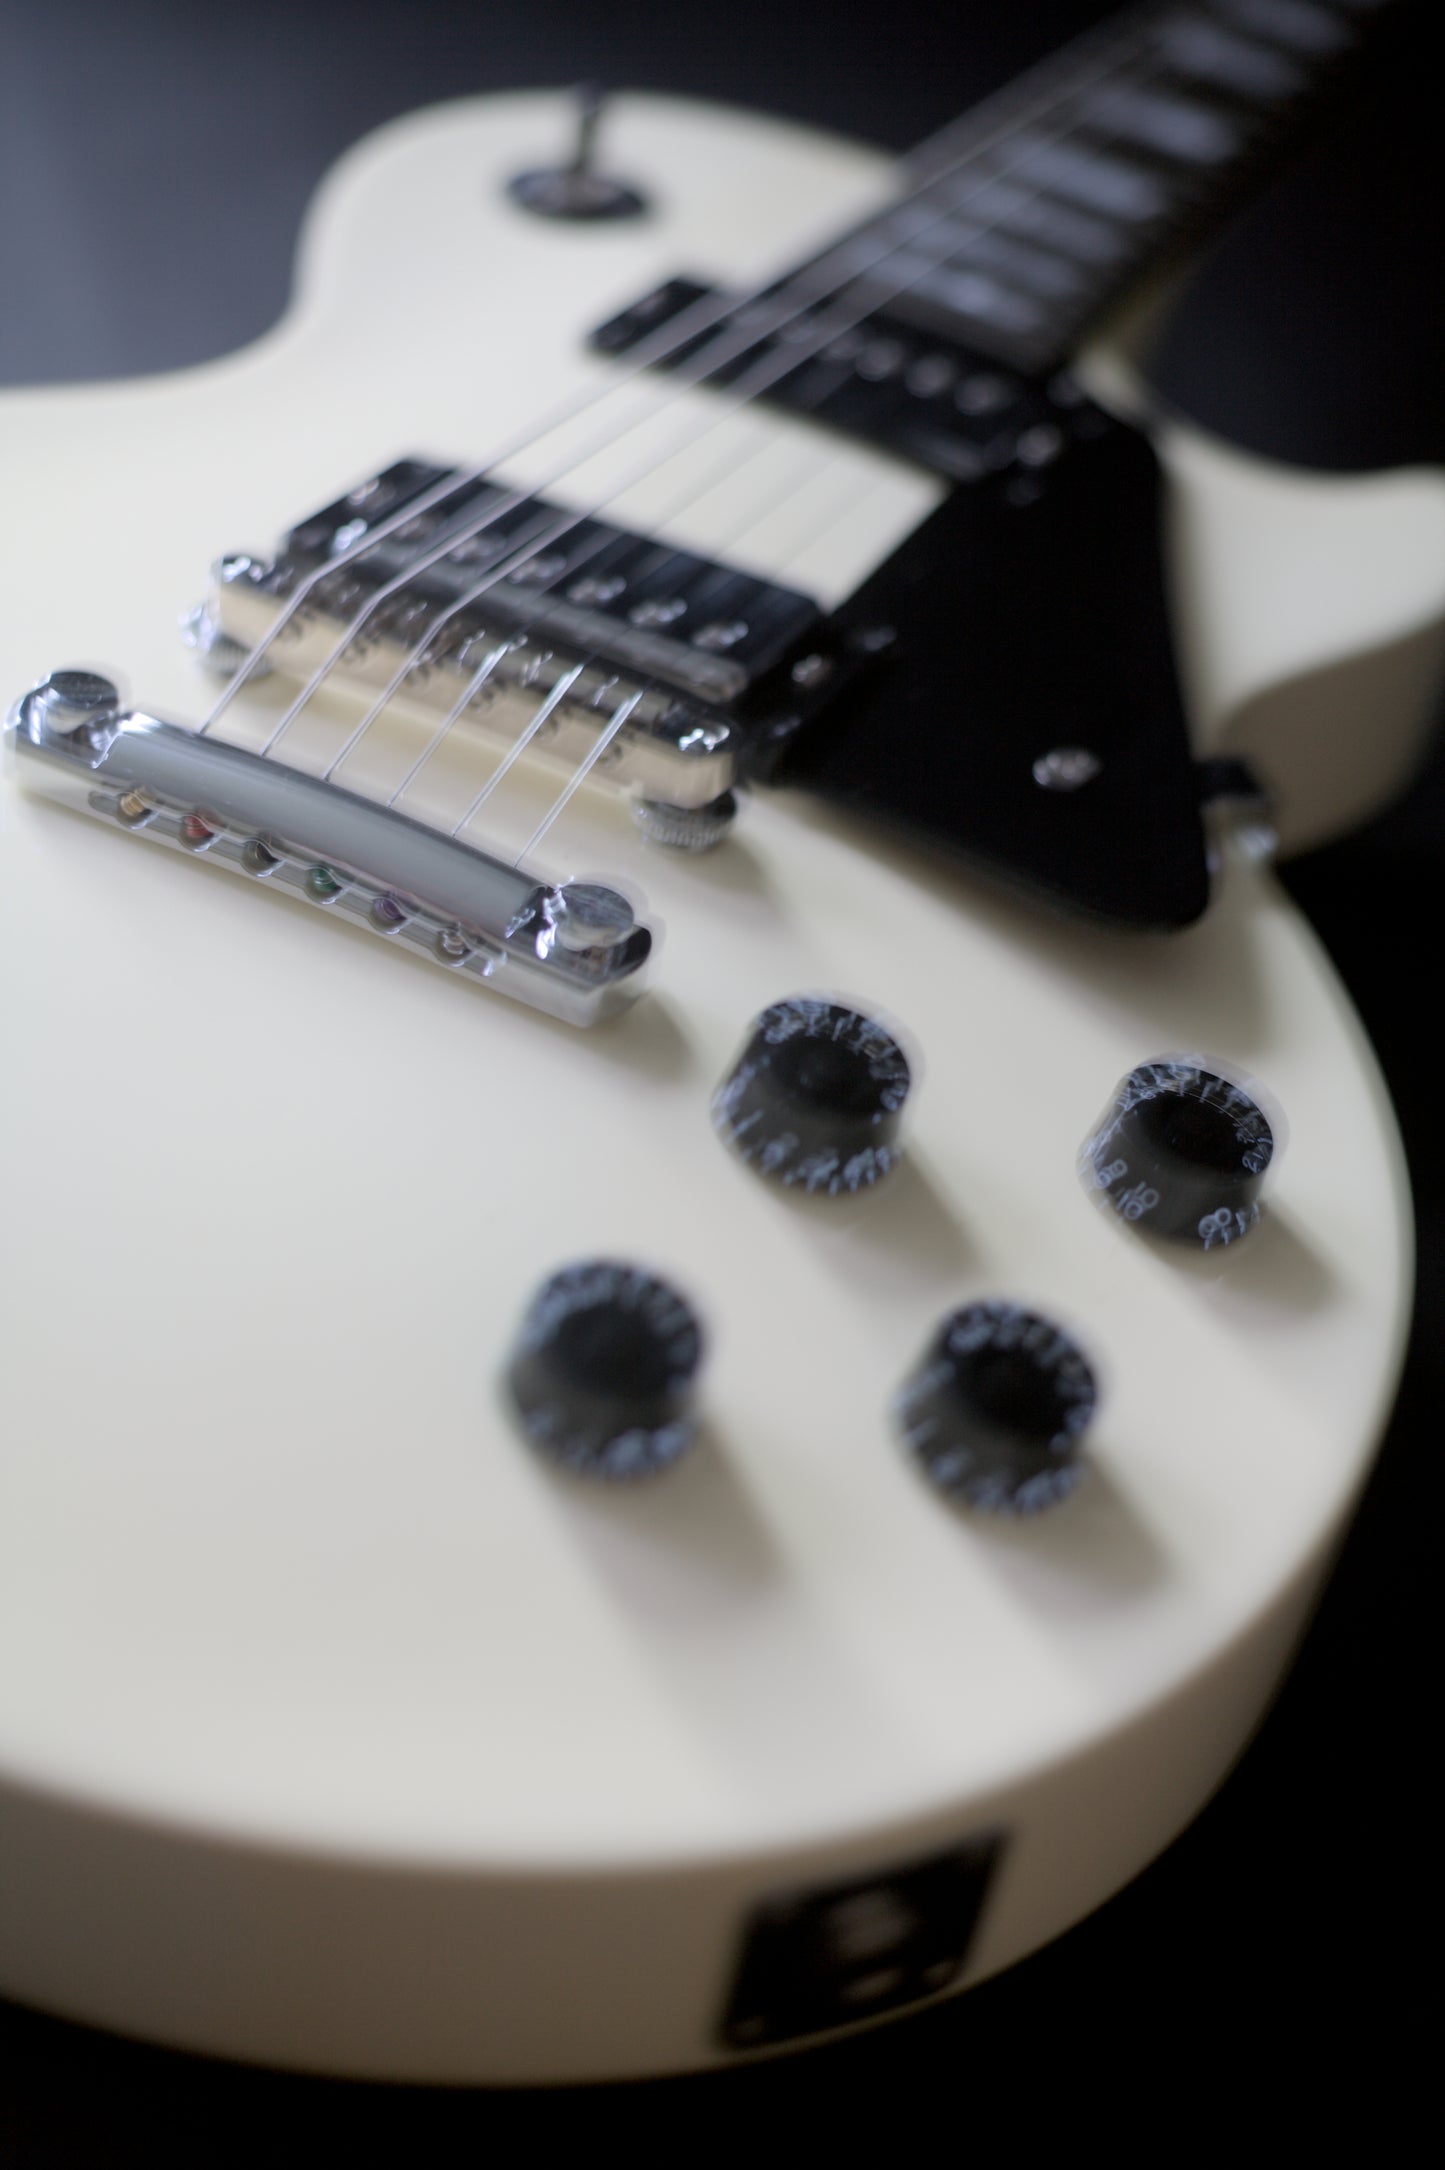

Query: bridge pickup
[
  {"left": 8, "top": 694, "right": 651, "bottom": 1028},
  {"left": 206, "top": 462, "right": 822, "bottom": 811},
  {"left": 590, "top": 280, "right": 1112, "bottom": 486}
]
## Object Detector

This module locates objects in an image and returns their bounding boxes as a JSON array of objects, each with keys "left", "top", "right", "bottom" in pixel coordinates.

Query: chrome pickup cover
[{"left": 207, "top": 461, "right": 823, "bottom": 812}]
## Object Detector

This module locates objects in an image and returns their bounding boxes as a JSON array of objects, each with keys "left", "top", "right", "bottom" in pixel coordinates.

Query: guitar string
[
  {"left": 229, "top": 0, "right": 1341, "bottom": 791},
  {"left": 450, "top": 660, "right": 590, "bottom": 832},
  {"left": 196, "top": 0, "right": 1166, "bottom": 740},
  {"left": 318, "top": 412, "right": 793, "bottom": 793},
  {"left": 328, "top": 72, "right": 1220, "bottom": 853},
  {"left": 258, "top": 15, "right": 1188, "bottom": 834},
  {"left": 198, "top": 1, "right": 1167, "bottom": 738},
  {"left": 383, "top": 638, "right": 514, "bottom": 809},
  {"left": 402, "top": 432, "right": 874, "bottom": 839},
  {"left": 509, "top": 692, "right": 645, "bottom": 864},
  {"left": 349, "top": 110, "right": 1215, "bottom": 854},
  {"left": 258, "top": 16, "right": 1170, "bottom": 773},
  {"left": 383, "top": 435, "right": 875, "bottom": 842},
  {"left": 490, "top": 2, "right": 1351, "bottom": 867},
  {"left": 380, "top": 422, "right": 802, "bottom": 818},
  {"left": 222, "top": 5, "right": 1314, "bottom": 868}
]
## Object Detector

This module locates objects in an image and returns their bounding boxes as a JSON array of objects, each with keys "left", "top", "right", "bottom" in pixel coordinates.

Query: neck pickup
[{"left": 591, "top": 279, "right": 1111, "bottom": 486}]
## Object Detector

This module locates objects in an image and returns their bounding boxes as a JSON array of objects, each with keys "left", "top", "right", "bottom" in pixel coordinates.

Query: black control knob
[
  {"left": 896, "top": 1301, "right": 1096, "bottom": 1515},
  {"left": 506, "top": 1261, "right": 703, "bottom": 1479},
  {"left": 712, "top": 997, "right": 911, "bottom": 1196},
  {"left": 1082, "top": 1059, "right": 1275, "bottom": 1249}
]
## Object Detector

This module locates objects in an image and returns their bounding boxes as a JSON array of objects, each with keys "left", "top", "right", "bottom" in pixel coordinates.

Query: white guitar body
[{"left": 0, "top": 93, "right": 1441, "bottom": 2084}]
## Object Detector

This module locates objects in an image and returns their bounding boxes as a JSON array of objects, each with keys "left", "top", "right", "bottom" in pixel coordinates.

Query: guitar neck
[{"left": 797, "top": 0, "right": 1387, "bottom": 373}]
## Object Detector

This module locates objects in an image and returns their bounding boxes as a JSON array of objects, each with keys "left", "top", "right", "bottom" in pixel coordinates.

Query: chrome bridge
[
  {"left": 8, "top": 674, "right": 651, "bottom": 1028},
  {"left": 192, "top": 459, "right": 823, "bottom": 818}
]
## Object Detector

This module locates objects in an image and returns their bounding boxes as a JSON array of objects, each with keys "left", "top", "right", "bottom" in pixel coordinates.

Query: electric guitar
[{"left": 1, "top": 0, "right": 1440, "bottom": 2083}]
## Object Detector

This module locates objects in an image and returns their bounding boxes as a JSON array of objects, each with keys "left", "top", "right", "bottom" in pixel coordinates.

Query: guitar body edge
[
  {"left": 0, "top": 1516, "right": 1361, "bottom": 2082},
  {"left": 0, "top": 88, "right": 1420, "bottom": 2082}
]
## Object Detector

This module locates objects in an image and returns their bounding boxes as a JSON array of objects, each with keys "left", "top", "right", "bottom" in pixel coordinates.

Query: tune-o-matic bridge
[
  {"left": 197, "top": 460, "right": 823, "bottom": 814},
  {"left": 8, "top": 675, "right": 650, "bottom": 1027}
]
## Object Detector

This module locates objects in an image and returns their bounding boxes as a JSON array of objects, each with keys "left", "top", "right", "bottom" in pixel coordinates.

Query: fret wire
[
  {"left": 885, "top": 0, "right": 1349, "bottom": 355},
  {"left": 204, "top": 0, "right": 1355, "bottom": 749},
  {"left": 416, "top": 0, "right": 1351, "bottom": 856},
  {"left": 902, "top": 0, "right": 1327, "bottom": 190},
  {"left": 414, "top": 5, "right": 1365, "bottom": 865},
  {"left": 253, "top": 8, "right": 1163, "bottom": 781},
  {"left": 227, "top": 0, "right": 1359, "bottom": 864},
  {"left": 253, "top": 33, "right": 1217, "bottom": 879},
  {"left": 1158, "top": 14, "right": 1311, "bottom": 99},
  {"left": 903, "top": 0, "right": 1163, "bottom": 187},
  {"left": 198, "top": 2, "right": 1163, "bottom": 740}
]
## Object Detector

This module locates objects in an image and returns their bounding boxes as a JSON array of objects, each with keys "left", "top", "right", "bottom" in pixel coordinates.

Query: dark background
[{"left": 1, "top": 1, "right": 1439, "bottom": 2149}]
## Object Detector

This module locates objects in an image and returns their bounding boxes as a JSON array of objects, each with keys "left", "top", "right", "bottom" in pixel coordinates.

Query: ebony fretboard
[{"left": 794, "top": 0, "right": 1390, "bottom": 373}]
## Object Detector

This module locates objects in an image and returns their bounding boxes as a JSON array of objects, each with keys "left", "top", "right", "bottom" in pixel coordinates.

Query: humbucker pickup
[
  {"left": 590, "top": 281, "right": 1110, "bottom": 485},
  {"left": 202, "top": 460, "right": 824, "bottom": 813}
]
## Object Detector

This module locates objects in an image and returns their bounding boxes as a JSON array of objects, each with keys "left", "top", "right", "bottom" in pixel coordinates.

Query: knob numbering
[
  {"left": 506, "top": 1261, "right": 703, "bottom": 1480},
  {"left": 712, "top": 997, "right": 911, "bottom": 1197},
  {"left": 1082, "top": 1059, "right": 1275, "bottom": 1249},
  {"left": 896, "top": 1302, "right": 1096, "bottom": 1515}
]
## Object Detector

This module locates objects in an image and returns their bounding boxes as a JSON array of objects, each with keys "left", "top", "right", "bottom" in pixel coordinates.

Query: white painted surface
[{"left": 0, "top": 90, "right": 1421, "bottom": 2079}]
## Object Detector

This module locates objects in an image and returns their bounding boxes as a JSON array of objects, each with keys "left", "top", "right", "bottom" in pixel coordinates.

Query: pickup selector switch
[
  {"left": 896, "top": 1302, "right": 1096, "bottom": 1515},
  {"left": 505, "top": 1260, "right": 703, "bottom": 1479},
  {"left": 712, "top": 997, "right": 910, "bottom": 1195},
  {"left": 507, "top": 85, "right": 648, "bottom": 221},
  {"left": 1082, "top": 1059, "right": 1275, "bottom": 1248}
]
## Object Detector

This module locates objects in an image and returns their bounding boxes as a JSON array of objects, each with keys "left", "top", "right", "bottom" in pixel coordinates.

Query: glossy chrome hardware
[
  {"left": 190, "top": 459, "right": 822, "bottom": 829},
  {"left": 26, "top": 669, "right": 121, "bottom": 738},
  {"left": 206, "top": 560, "right": 738, "bottom": 812},
  {"left": 7, "top": 682, "right": 652, "bottom": 1026}
]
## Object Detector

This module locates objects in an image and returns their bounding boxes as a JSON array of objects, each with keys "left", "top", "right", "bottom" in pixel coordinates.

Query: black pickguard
[
  {"left": 765, "top": 404, "right": 1210, "bottom": 930},
  {"left": 594, "top": 285, "right": 1210, "bottom": 930}
]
